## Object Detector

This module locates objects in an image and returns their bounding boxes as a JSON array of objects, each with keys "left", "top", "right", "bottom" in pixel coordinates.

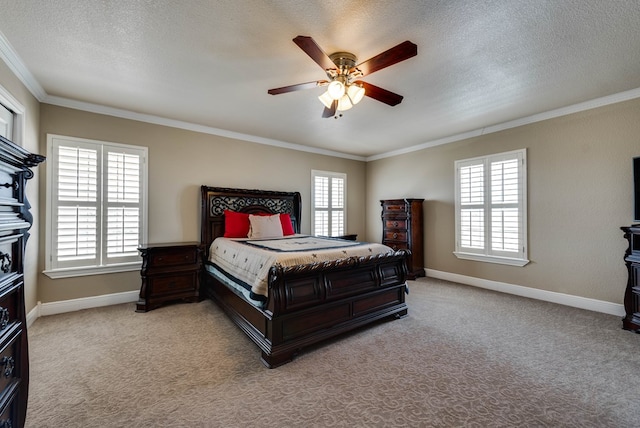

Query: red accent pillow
[
  {"left": 280, "top": 213, "right": 295, "bottom": 236},
  {"left": 223, "top": 210, "right": 250, "bottom": 238}
]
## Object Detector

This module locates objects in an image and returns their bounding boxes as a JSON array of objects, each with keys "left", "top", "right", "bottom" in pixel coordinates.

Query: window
[
  {"left": 454, "top": 149, "right": 528, "bottom": 266},
  {"left": 311, "top": 170, "right": 346, "bottom": 236},
  {"left": 45, "top": 135, "right": 148, "bottom": 278}
]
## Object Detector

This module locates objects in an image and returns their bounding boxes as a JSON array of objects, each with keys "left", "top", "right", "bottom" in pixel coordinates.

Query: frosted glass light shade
[
  {"left": 318, "top": 91, "right": 334, "bottom": 108},
  {"left": 347, "top": 84, "right": 365, "bottom": 104},
  {"left": 327, "top": 80, "right": 346, "bottom": 100},
  {"left": 337, "top": 94, "right": 353, "bottom": 111}
]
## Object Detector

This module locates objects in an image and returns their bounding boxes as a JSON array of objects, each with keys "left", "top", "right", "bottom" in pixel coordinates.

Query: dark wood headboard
[{"left": 200, "top": 186, "right": 302, "bottom": 256}]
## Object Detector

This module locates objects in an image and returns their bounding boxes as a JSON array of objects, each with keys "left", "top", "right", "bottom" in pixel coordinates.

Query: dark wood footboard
[{"left": 203, "top": 250, "right": 408, "bottom": 367}]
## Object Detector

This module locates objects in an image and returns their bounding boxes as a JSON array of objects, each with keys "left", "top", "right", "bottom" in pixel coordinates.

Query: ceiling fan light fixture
[{"left": 327, "top": 80, "right": 346, "bottom": 100}]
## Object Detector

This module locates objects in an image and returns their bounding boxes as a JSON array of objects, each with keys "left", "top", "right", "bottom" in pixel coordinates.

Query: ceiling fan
[{"left": 267, "top": 36, "right": 418, "bottom": 118}]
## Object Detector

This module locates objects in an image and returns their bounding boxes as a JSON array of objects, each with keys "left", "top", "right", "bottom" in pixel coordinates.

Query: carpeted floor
[{"left": 25, "top": 277, "right": 640, "bottom": 427}]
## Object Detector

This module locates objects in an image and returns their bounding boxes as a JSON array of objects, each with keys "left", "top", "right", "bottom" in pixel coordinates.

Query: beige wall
[
  {"left": 0, "top": 61, "right": 42, "bottom": 314},
  {"left": 37, "top": 105, "right": 366, "bottom": 303},
  {"left": 366, "top": 98, "right": 640, "bottom": 304}
]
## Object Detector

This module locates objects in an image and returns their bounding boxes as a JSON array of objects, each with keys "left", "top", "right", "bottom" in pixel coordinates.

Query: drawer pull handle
[
  {"left": 1, "top": 356, "right": 14, "bottom": 378},
  {"left": 0, "top": 308, "right": 9, "bottom": 330},
  {"left": 393, "top": 232, "right": 398, "bottom": 239},
  {"left": 393, "top": 221, "right": 398, "bottom": 227},
  {"left": 0, "top": 252, "right": 11, "bottom": 273},
  {"left": 0, "top": 181, "right": 18, "bottom": 190}
]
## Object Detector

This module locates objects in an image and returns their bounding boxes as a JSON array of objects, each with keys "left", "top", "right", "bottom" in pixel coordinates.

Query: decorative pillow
[
  {"left": 279, "top": 213, "right": 295, "bottom": 236},
  {"left": 223, "top": 210, "right": 250, "bottom": 238},
  {"left": 248, "top": 214, "right": 284, "bottom": 239}
]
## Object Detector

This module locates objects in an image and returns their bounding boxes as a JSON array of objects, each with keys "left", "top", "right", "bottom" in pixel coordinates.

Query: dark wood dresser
[
  {"left": 136, "top": 242, "right": 203, "bottom": 312},
  {"left": 0, "top": 135, "right": 44, "bottom": 427},
  {"left": 621, "top": 225, "right": 640, "bottom": 332},
  {"left": 381, "top": 199, "right": 425, "bottom": 279}
]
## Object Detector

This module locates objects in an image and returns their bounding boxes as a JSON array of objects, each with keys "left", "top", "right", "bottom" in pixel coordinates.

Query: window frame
[
  {"left": 44, "top": 134, "right": 148, "bottom": 278},
  {"left": 454, "top": 148, "right": 529, "bottom": 267},
  {"left": 311, "top": 170, "right": 347, "bottom": 237}
]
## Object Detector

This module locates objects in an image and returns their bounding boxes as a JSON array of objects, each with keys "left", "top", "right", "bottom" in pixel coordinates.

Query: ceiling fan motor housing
[{"left": 328, "top": 52, "right": 361, "bottom": 81}]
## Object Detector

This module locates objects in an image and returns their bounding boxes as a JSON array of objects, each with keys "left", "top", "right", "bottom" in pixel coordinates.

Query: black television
[{"left": 634, "top": 156, "right": 640, "bottom": 223}]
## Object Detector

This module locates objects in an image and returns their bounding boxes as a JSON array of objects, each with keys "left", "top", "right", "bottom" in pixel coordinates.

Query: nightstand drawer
[
  {"left": 149, "top": 273, "right": 197, "bottom": 295},
  {"left": 148, "top": 249, "right": 197, "bottom": 267}
]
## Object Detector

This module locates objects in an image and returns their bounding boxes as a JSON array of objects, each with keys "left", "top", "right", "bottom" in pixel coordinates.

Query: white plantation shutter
[
  {"left": 312, "top": 170, "right": 346, "bottom": 236},
  {"left": 105, "top": 150, "right": 142, "bottom": 260},
  {"left": 491, "top": 158, "right": 520, "bottom": 253},
  {"left": 459, "top": 162, "right": 485, "bottom": 250},
  {"left": 331, "top": 176, "right": 344, "bottom": 236},
  {"left": 55, "top": 144, "right": 100, "bottom": 265},
  {"left": 455, "top": 149, "right": 528, "bottom": 266},
  {"left": 46, "top": 135, "right": 147, "bottom": 277}
]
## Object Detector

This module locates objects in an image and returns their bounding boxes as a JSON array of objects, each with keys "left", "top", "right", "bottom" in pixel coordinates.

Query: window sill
[
  {"left": 454, "top": 251, "right": 529, "bottom": 267},
  {"left": 43, "top": 262, "right": 142, "bottom": 279}
]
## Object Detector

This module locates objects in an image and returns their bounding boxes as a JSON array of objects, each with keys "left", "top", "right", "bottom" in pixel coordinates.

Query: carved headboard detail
[{"left": 200, "top": 186, "right": 302, "bottom": 257}]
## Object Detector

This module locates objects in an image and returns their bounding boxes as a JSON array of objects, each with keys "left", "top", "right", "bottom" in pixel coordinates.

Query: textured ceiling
[{"left": 1, "top": 0, "right": 640, "bottom": 159}]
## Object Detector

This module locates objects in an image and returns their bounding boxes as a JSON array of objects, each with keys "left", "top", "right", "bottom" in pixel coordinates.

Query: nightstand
[{"left": 136, "top": 242, "right": 203, "bottom": 312}]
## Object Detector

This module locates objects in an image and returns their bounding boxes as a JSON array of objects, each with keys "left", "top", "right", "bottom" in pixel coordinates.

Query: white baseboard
[
  {"left": 425, "top": 269, "right": 626, "bottom": 317},
  {"left": 24, "top": 270, "right": 625, "bottom": 327},
  {"left": 27, "top": 290, "right": 139, "bottom": 326}
]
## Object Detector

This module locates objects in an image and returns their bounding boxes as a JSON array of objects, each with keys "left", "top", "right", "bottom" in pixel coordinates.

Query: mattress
[{"left": 207, "top": 235, "right": 394, "bottom": 302}]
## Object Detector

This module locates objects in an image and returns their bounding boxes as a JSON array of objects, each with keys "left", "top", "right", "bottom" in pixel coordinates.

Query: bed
[{"left": 200, "top": 186, "right": 410, "bottom": 367}]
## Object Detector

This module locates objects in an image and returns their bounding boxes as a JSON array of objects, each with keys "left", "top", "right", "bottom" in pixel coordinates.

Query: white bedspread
[{"left": 208, "top": 235, "right": 393, "bottom": 299}]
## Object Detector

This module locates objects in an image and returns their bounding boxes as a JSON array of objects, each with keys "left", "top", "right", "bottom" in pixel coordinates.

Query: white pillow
[{"left": 248, "top": 214, "right": 284, "bottom": 239}]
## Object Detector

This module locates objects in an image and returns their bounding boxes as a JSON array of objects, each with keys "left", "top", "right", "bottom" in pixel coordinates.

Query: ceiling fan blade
[
  {"left": 293, "top": 36, "right": 337, "bottom": 72},
  {"left": 358, "top": 81, "right": 404, "bottom": 106},
  {"left": 322, "top": 100, "right": 337, "bottom": 118},
  {"left": 268, "top": 80, "right": 328, "bottom": 95},
  {"left": 350, "top": 41, "right": 417, "bottom": 77}
]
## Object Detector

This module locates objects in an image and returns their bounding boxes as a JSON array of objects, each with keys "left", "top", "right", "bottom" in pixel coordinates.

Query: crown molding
[
  {"left": 367, "top": 86, "right": 640, "bottom": 161},
  {"left": 0, "top": 30, "right": 46, "bottom": 101},
  {"left": 42, "top": 95, "right": 366, "bottom": 161}
]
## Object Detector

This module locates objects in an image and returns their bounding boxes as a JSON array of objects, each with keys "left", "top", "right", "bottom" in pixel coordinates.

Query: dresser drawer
[
  {"left": 0, "top": 379, "right": 17, "bottom": 428},
  {"left": 0, "top": 285, "right": 19, "bottom": 335},
  {"left": 384, "top": 219, "right": 408, "bottom": 229},
  {"left": 148, "top": 248, "right": 198, "bottom": 267},
  {"left": 0, "top": 236, "right": 20, "bottom": 283},
  {"left": 0, "top": 327, "right": 20, "bottom": 397},
  {"left": 149, "top": 272, "right": 197, "bottom": 295},
  {"left": 382, "top": 203, "right": 407, "bottom": 214},
  {"left": 384, "top": 230, "right": 407, "bottom": 241}
]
